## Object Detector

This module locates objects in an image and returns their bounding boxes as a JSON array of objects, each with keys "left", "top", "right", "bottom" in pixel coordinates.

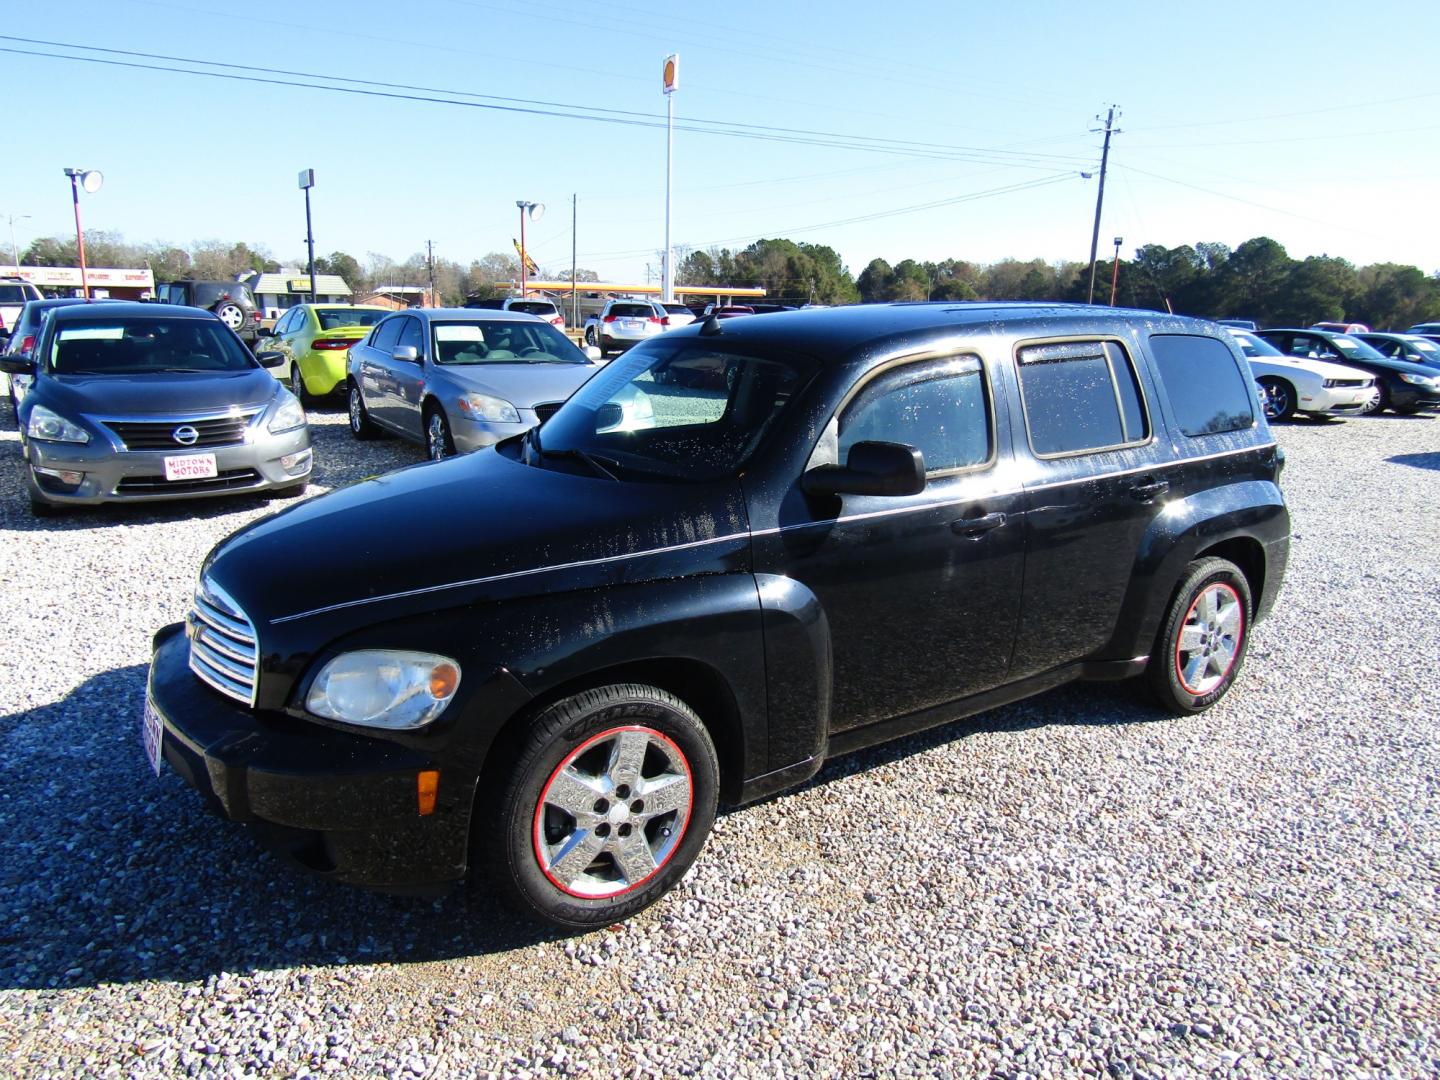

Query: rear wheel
[
  {"left": 484, "top": 684, "right": 719, "bottom": 931},
  {"left": 347, "top": 380, "right": 382, "bottom": 440},
  {"left": 1147, "top": 557, "right": 1252, "bottom": 714}
]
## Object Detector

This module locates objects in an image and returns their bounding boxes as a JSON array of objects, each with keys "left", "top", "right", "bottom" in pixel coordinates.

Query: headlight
[
  {"left": 456, "top": 392, "right": 519, "bottom": 423},
  {"left": 305, "top": 650, "right": 461, "bottom": 730},
  {"left": 267, "top": 388, "right": 306, "bottom": 433},
  {"left": 27, "top": 404, "right": 90, "bottom": 444},
  {"left": 1397, "top": 372, "right": 1436, "bottom": 387}
]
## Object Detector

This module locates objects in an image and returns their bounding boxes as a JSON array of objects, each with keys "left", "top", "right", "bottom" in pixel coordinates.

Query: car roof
[
  {"left": 662, "top": 301, "right": 1215, "bottom": 363},
  {"left": 407, "top": 307, "right": 553, "bottom": 324},
  {"left": 298, "top": 302, "right": 390, "bottom": 310},
  {"left": 48, "top": 302, "right": 219, "bottom": 322}
]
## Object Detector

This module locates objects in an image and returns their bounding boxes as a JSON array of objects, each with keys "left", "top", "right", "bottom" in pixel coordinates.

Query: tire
[
  {"left": 347, "top": 380, "right": 382, "bottom": 440},
  {"left": 1359, "top": 381, "right": 1388, "bottom": 416},
  {"left": 289, "top": 361, "right": 308, "bottom": 404},
  {"left": 484, "top": 683, "right": 719, "bottom": 931},
  {"left": 1257, "top": 377, "right": 1295, "bottom": 421},
  {"left": 424, "top": 406, "right": 455, "bottom": 462},
  {"left": 584, "top": 325, "right": 597, "bottom": 347},
  {"left": 1147, "top": 557, "right": 1252, "bottom": 714},
  {"left": 268, "top": 479, "right": 308, "bottom": 499},
  {"left": 26, "top": 468, "right": 60, "bottom": 517},
  {"left": 213, "top": 301, "right": 246, "bottom": 332}
]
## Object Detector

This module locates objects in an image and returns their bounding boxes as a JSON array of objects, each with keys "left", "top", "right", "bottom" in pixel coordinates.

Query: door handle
[
  {"left": 1129, "top": 480, "right": 1170, "bottom": 501},
  {"left": 951, "top": 512, "right": 1006, "bottom": 538}
]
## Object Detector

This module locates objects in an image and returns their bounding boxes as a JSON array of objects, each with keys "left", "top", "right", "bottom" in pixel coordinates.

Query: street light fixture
[
  {"left": 516, "top": 200, "right": 544, "bottom": 297},
  {"left": 1110, "top": 236, "right": 1124, "bottom": 307},
  {"left": 62, "top": 168, "right": 103, "bottom": 298}
]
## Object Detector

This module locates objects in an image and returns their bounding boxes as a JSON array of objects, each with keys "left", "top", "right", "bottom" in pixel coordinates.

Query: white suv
[
  {"left": 0, "top": 277, "right": 44, "bottom": 342},
  {"left": 584, "top": 300, "right": 663, "bottom": 357}
]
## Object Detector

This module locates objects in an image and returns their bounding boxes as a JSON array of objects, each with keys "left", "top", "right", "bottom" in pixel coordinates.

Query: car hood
[
  {"left": 203, "top": 447, "right": 750, "bottom": 642},
  {"left": 1246, "top": 356, "right": 1374, "bottom": 381},
  {"left": 43, "top": 369, "right": 280, "bottom": 417},
  {"left": 434, "top": 362, "right": 599, "bottom": 410}
]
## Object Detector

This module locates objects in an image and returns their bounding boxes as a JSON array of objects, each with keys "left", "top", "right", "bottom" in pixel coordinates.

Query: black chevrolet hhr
[{"left": 147, "top": 303, "right": 1290, "bottom": 929}]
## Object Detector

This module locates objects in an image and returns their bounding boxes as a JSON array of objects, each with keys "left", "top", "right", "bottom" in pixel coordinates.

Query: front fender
[{"left": 1103, "top": 480, "right": 1290, "bottom": 661}]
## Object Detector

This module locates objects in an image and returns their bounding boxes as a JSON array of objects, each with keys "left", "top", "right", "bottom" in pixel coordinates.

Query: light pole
[
  {"left": 1110, "top": 236, "right": 1123, "bottom": 306},
  {"left": 298, "top": 169, "right": 317, "bottom": 302},
  {"left": 661, "top": 53, "right": 679, "bottom": 303},
  {"left": 62, "top": 168, "right": 103, "bottom": 298},
  {"left": 516, "top": 200, "right": 544, "bottom": 296},
  {"left": 5, "top": 213, "right": 30, "bottom": 272}
]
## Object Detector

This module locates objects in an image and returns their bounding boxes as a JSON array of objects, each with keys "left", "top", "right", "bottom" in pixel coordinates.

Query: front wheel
[
  {"left": 1359, "top": 382, "right": 1388, "bottom": 415},
  {"left": 485, "top": 684, "right": 719, "bottom": 931},
  {"left": 1257, "top": 377, "right": 1295, "bottom": 421},
  {"left": 425, "top": 407, "right": 455, "bottom": 461},
  {"left": 1147, "top": 557, "right": 1252, "bottom": 714}
]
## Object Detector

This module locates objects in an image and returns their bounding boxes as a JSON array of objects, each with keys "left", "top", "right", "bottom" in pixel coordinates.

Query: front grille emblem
[{"left": 172, "top": 425, "right": 200, "bottom": 446}]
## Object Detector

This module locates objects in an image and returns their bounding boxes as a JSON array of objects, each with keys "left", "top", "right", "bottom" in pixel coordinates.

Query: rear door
[{"left": 1007, "top": 336, "right": 1174, "bottom": 679}]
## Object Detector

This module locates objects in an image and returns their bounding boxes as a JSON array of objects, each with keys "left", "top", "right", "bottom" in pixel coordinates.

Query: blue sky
[{"left": 5, "top": 0, "right": 1439, "bottom": 283}]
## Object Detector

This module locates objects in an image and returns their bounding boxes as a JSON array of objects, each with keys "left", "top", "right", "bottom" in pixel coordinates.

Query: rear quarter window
[
  {"left": 1148, "top": 334, "right": 1255, "bottom": 437},
  {"left": 1016, "top": 339, "right": 1149, "bottom": 457}
]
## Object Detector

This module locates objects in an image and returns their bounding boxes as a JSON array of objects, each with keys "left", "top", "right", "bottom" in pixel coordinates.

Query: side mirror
[
  {"left": 0, "top": 355, "right": 37, "bottom": 375},
  {"left": 802, "top": 440, "right": 926, "bottom": 498},
  {"left": 594, "top": 402, "right": 624, "bottom": 429},
  {"left": 256, "top": 350, "right": 286, "bottom": 369},
  {"left": 584, "top": 345, "right": 602, "bottom": 361},
  {"left": 391, "top": 345, "right": 420, "bottom": 363}
]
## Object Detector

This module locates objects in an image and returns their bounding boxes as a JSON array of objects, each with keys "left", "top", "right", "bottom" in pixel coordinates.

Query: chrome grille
[
  {"left": 104, "top": 411, "right": 258, "bottom": 451},
  {"left": 1323, "top": 378, "right": 1371, "bottom": 389},
  {"left": 118, "top": 468, "right": 261, "bottom": 495},
  {"left": 187, "top": 577, "right": 259, "bottom": 705}
]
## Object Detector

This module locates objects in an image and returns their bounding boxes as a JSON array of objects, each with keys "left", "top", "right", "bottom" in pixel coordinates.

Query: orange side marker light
[{"left": 417, "top": 770, "right": 440, "bottom": 816}]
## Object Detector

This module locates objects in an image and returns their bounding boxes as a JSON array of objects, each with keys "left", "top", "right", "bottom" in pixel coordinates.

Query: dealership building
[{"left": 1, "top": 265, "right": 155, "bottom": 300}]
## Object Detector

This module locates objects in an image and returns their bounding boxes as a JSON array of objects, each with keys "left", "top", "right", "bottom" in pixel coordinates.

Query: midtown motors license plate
[
  {"left": 163, "top": 453, "right": 217, "bottom": 481},
  {"left": 142, "top": 696, "right": 163, "bottom": 775}
]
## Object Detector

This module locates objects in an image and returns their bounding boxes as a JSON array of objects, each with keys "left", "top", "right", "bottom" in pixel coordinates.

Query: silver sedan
[{"left": 346, "top": 308, "right": 652, "bottom": 460}]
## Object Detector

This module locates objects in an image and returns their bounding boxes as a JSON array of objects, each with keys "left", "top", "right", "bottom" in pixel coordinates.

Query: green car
[{"left": 259, "top": 304, "right": 391, "bottom": 401}]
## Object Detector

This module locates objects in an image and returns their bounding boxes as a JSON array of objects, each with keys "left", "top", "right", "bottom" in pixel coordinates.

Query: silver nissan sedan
[
  {"left": 346, "top": 308, "right": 653, "bottom": 460},
  {"left": 2, "top": 303, "right": 312, "bottom": 516}
]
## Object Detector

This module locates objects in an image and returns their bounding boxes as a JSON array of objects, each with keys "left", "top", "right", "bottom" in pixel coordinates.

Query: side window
[
  {"left": 836, "top": 355, "right": 991, "bottom": 475},
  {"left": 1016, "top": 340, "right": 1149, "bottom": 457},
  {"left": 396, "top": 317, "right": 425, "bottom": 356},
  {"left": 275, "top": 310, "right": 298, "bottom": 335},
  {"left": 371, "top": 316, "right": 405, "bottom": 352},
  {"left": 1148, "top": 333, "right": 1255, "bottom": 437}
]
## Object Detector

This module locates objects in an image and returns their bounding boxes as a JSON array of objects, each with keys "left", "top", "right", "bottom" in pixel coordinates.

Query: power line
[{"left": 0, "top": 37, "right": 1094, "bottom": 169}]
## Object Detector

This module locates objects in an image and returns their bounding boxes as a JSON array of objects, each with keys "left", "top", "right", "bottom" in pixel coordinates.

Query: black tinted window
[
  {"left": 840, "top": 356, "right": 990, "bottom": 474},
  {"left": 1017, "top": 340, "right": 1148, "bottom": 456},
  {"left": 610, "top": 304, "right": 654, "bottom": 318},
  {"left": 316, "top": 308, "right": 387, "bottom": 330},
  {"left": 1148, "top": 334, "right": 1255, "bottom": 437},
  {"left": 396, "top": 317, "right": 424, "bottom": 353}
]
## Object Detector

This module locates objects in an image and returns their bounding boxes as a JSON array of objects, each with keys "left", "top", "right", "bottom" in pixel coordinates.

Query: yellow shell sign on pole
[{"left": 662, "top": 54, "right": 679, "bottom": 94}]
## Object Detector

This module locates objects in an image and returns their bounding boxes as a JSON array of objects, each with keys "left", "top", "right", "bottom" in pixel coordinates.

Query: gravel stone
[{"left": 1, "top": 403, "right": 1438, "bottom": 1078}]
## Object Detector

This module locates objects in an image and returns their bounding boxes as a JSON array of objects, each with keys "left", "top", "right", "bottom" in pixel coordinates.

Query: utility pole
[
  {"left": 1086, "top": 105, "right": 1120, "bottom": 306},
  {"left": 426, "top": 239, "right": 435, "bottom": 307}
]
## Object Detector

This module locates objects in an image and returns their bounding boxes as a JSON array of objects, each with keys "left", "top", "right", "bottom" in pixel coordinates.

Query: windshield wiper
[{"left": 540, "top": 446, "right": 620, "bottom": 481}]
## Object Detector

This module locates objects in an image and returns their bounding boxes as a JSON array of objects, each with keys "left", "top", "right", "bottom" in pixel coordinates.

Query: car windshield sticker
[{"left": 435, "top": 325, "right": 486, "bottom": 342}]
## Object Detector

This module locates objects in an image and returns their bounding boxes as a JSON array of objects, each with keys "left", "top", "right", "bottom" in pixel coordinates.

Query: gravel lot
[{"left": 1, "top": 402, "right": 1436, "bottom": 1078}]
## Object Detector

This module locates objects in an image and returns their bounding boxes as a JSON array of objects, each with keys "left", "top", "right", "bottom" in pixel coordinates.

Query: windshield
[
  {"left": 506, "top": 300, "right": 558, "bottom": 316},
  {"left": 534, "top": 339, "right": 816, "bottom": 482},
  {"left": 47, "top": 317, "right": 259, "bottom": 374},
  {"left": 1229, "top": 331, "right": 1283, "bottom": 357},
  {"left": 317, "top": 308, "right": 388, "bottom": 331},
  {"left": 1404, "top": 337, "right": 1439, "bottom": 356},
  {"left": 1330, "top": 335, "right": 1387, "bottom": 360},
  {"left": 431, "top": 319, "right": 587, "bottom": 364}
]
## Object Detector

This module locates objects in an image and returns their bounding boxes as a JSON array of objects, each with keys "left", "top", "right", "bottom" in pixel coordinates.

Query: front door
[
  {"left": 387, "top": 316, "right": 428, "bottom": 438},
  {"left": 751, "top": 351, "right": 1026, "bottom": 733}
]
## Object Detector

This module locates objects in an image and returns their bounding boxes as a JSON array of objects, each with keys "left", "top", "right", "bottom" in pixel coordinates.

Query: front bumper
[
  {"left": 1298, "top": 384, "right": 1375, "bottom": 414},
  {"left": 26, "top": 425, "right": 312, "bottom": 505},
  {"left": 450, "top": 412, "right": 535, "bottom": 454},
  {"left": 147, "top": 623, "right": 472, "bottom": 890}
]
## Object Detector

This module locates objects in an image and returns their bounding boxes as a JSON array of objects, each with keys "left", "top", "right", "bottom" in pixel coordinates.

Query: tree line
[{"left": 18, "top": 231, "right": 1440, "bottom": 327}]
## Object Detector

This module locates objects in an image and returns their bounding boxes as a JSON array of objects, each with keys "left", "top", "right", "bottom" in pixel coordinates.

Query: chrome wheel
[
  {"left": 1174, "top": 582, "right": 1243, "bottom": 696},
  {"left": 348, "top": 386, "right": 363, "bottom": 432},
  {"left": 1258, "top": 378, "right": 1292, "bottom": 421},
  {"left": 426, "top": 411, "right": 451, "bottom": 461},
  {"left": 532, "top": 725, "right": 693, "bottom": 900}
]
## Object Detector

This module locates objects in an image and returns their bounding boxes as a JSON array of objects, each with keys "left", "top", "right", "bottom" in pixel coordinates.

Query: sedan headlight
[
  {"left": 267, "top": 388, "right": 307, "bottom": 434},
  {"left": 305, "top": 650, "right": 461, "bottom": 730},
  {"left": 456, "top": 392, "right": 520, "bottom": 423},
  {"left": 27, "top": 404, "right": 90, "bottom": 444},
  {"left": 1397, "top": 372, "right": 1437, "bottom": 387}
]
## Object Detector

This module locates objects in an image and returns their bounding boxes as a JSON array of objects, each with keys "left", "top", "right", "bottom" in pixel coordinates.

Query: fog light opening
[
  {"left": 280, "top": 449, "right": 313, "bottom": 475},
  {"left": 417, "top": 770, "right": 439, "bottom": 816},
  {"left": 33, "top": 466, "right": 85, "bottom": 488}
]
